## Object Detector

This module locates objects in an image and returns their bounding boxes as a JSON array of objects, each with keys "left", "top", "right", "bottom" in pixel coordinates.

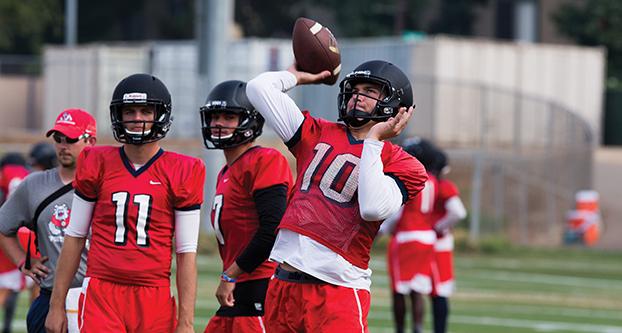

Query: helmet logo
[
  {"left": 347, "top": 70, "right": 371, "bottom": 77},
  {"left": 243, "top": 130, "right": 253, "bottom": 137},
  {"left": 205, "top": 100, "right": 227, "bottom": 108},
  {"left": 123, "top": 92, "right": 147, "bottom": 103},
  {"left": 57, "top": 112, "right": 75, "bottom": 125}
]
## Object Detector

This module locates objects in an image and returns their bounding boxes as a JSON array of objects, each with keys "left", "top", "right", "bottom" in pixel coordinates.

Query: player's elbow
[
  {"left": 360, "top": 207, "right": 382, "bottom": 221},
  {"left": 360, "top": 203, "right": 398, "bottom": 222}
]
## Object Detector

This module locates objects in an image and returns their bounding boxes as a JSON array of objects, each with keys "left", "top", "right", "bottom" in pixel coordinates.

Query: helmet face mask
[
  {"left": 338, "top": 60, "right": 414, "bottom": 128},
  {"left": 200, "top": 81, "right": 264, "bottom": 150},
  {"left": 110, "top": 74, "right": 172, "bottom": 145}
]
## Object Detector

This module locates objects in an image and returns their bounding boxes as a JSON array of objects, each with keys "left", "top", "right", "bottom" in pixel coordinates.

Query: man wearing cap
[{"left": 0, "top": 108, "right": 96, "bottom": 333}]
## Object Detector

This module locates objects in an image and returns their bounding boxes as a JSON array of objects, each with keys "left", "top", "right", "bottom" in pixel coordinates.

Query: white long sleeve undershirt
[
  {"left": 358, "top": 139, "right": 404, "bottom": 221},
  {"left": 434, "top": 196, "right": 467, "bottom": 233}
]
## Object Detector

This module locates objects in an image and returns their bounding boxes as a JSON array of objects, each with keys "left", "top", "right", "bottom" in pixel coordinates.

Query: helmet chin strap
[{"left": 343, "top": 108, "right": 372, "bottom": 128}]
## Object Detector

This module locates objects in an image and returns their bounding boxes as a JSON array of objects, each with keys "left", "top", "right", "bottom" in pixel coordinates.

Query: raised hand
[
  {"left": 366, "top": 106, "right": 414, "bottom": 141},
  {"left": 287, "top": 63, "right": 331, "bottom": 85}
]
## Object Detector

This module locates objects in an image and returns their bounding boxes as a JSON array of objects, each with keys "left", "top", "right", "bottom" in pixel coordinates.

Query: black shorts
[{"left": 215, "top": 278, "right": 270, "bottom": 317}]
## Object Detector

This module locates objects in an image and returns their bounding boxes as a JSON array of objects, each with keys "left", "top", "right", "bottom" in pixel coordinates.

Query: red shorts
[
  {"left": 388, "top": 231, "right": 436, "bottom": 295},
  {"left": 431, "top": 234, "right": 455, "bottom": 297},
  {"left": 204, "top": 316, "right": 266, "bottom": 333},
  {"left": 78, "top": 277, "right": 176, "bottom": 332},
  {"left": 265, "top": 270, "right": 370, "bottom": 333}
]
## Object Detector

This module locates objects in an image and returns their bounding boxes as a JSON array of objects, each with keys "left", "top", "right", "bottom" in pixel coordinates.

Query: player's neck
[
  {"left": 58, "top": 166, "right": 75, "bottom": 185},
  {"left": 348, "top": 122, "right": 374, "bottom": 141},
  {"left": 223, "top": 142, "right": 253, "bottom": 166},
  {"left": 123, "top": 142, "right": 161, "bottom": 165}
]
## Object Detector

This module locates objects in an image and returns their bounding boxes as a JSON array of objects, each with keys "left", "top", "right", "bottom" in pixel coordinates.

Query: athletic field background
[{"left": 3, "top": 232, "right": 622, "bottom": 333}]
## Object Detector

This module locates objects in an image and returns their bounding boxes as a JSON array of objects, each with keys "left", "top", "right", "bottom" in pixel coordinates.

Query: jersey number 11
[{"left": 112, "top": 192, "right": 152, "bottom": 247}]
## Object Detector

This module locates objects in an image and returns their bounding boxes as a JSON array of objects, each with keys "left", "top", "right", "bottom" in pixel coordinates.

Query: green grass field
[{"left": 4, "top": 241, "right": 622, "bottom": 332}]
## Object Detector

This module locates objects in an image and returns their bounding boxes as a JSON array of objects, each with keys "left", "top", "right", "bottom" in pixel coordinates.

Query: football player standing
[
  {"left": 45, "top": 74, "right": 205, "bottom": 333},
  {"left": 429, "top": 149, "right": 466, "bottom": 333},
  {"left": 246, "top": 60, "right": 428, "bottom": 332},
  {"left": 383, "top": 138, "right": 440, "bottom": 333},
  {"left": 200, "top": 80, "right": 293, "bottom": 333}
]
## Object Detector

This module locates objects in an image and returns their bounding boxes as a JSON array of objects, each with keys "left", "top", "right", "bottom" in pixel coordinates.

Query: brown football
[{"left": 292, "top": 17, "right": 341, "bottom": 85}]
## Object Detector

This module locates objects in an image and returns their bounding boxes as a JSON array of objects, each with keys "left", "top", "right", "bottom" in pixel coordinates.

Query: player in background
[
  {"left": 246, "top": 60, "right": 427, "bottom": 332},
  {"left": 429, "top": 149, "right": 466, "bottom": 333},
  {"left": 29, "top": 142, "right": 57, "bottom": 171},
  {"left": 0, "top": 108, "right": 96, "bottom": 333},
  {"left": 45, "top": 74, "right": 205, "bottom": 333},
  {"left": 201, "top": 80, "right": 293, "bottom": 333},
  {"left": 380, "top": 137, "right": 439, "bottom": 333},
  {"left": 0, "top": 153, "right": 29, "bottom": 204},
  {"left": 0, "top": 152, "right": 30, "bottom": 333}
]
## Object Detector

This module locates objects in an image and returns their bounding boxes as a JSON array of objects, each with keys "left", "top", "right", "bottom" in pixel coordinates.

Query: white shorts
[
  {"left": 66, "top": 287, "right": 81, "bottom": 333},
  {"left": 0, "top": 269, "right": 23, "bottom": 291}
]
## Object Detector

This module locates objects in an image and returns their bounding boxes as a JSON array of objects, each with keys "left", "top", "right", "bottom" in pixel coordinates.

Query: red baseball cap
[{"left": 46, "top": 108, "right": 97, "bottom": 139}]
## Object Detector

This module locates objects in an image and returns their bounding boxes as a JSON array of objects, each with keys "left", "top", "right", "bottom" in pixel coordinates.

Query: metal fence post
[{"left": 470, "top": 151, "right": 483, "bottom": 242}]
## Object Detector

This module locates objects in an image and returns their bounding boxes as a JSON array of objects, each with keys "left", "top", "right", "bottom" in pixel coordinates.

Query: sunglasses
[{"left": 52, "top": 133, "right": 82, "bottom": 144}]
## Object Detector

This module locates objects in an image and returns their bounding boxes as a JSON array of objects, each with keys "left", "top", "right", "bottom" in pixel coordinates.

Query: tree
[
  {"left": 0, "top": 0, "right": 63, "bottom": 54},
  {"left": 553, "top": 0, "right": 622, "bottom": 86}
]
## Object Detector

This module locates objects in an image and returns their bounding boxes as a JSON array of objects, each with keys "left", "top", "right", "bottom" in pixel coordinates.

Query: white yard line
[
  {"left": 464, "top": 270, "right": 622, "bottom": 290},
  {"left": 450, "top": 315, "right": 622, "bottom": 333}
]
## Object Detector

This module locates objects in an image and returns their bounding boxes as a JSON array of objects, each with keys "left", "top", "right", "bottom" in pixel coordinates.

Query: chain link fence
[{"left": 408, "top": 78, "right": 593, "bottom": 246}]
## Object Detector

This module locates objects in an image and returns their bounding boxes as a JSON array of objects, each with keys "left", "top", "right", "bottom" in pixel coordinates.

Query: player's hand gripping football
[
  {"left": 287, "top": 63, "right": 331, "bottom": 85},
  {"left": 366, "top": 106, "right": 414, "bottom": 141},
  {"left": 20, "top": 256, "right": 49, "bottom": 284}
]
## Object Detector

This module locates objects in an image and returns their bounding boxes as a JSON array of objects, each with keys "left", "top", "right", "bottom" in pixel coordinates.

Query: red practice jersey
[
  {"left": 74, "top": 146, "right": 205, "bottom": 287},
  {"left": 0, "top": 165, "right": 30, "bottom": 273},
  {"left": 0, "top": 165, "right": 29, "bottom": 200},
  {"left": 394, "top": 175, "right": 439, "bottom": 233},
  {"left": 431, "top": 178, "right": 460, "bottom": 227},
  {"left": 211, "top": 146, "right": 292, "bottom": 282},
  {"left": 279, "top": 112, "right": 427, "bottom": 269}
]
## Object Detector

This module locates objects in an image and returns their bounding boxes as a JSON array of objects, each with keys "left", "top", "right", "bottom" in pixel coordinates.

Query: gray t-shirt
[{"left": 0, "top": 168, "right": 88, "bottom": 290}]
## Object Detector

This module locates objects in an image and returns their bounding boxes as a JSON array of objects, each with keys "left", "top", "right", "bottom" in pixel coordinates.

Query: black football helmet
[
  {"left": 338, "top": 60, "right": 414, "bottom": 127},
  {"left": 29, "top": 142, "right": 57, "bottom": 170},
  {"left": 200, "top": 80, "right": 264, "bottom": 150},
  {"left": 110, "top": 74, "right": 172, "bottom": 144},
  {"left": 0, "top": 152, "right": 27, "bottom": 168},
  {"left": 402, "top": 136, "right": 438, "bottom": 171},
  {"left": 430, "top": 148, "right": 449, "bottom": 177}
]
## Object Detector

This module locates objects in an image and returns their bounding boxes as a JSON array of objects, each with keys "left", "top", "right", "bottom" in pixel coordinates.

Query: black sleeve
[{"left": 235, "top": 184, "right": 289, "bottom": 273}]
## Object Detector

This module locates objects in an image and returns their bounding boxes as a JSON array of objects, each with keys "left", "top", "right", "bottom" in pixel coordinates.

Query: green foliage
[
  {"left": 428, "top": 0, "right": 489, "bottom": 36},
  {"left": 77, "top": 0, "right": 195, "bottom": 43},
  {"left": 0, "top": 0, "right": 491, "bottom": 55},
  {"left": 234, "top": 0, "right": 486, "bottom": 38},
  {"left": 0, "top": 0, "right": 63, "bottom": 54},
  {"left": 553, "top": 0, "right": 622, "bottom": 81}
]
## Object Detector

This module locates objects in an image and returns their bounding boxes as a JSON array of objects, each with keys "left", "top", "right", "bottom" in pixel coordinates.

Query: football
[{"left": 292, "top": 17, "right": 341, "bottom": 85}]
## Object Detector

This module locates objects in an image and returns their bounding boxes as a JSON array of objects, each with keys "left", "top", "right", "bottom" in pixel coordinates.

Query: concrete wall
[
  {"left": 43, "top": 45, "right": 149, "bottom": 138},
  {"left": 0, "top": 76, "right": 43, "bottom": 132},
  {"left": 411, "top": 36, "right": 605, "bottom": 145},
  {"left": 39, "top": 36, "right": 605, "bottom": 146}
]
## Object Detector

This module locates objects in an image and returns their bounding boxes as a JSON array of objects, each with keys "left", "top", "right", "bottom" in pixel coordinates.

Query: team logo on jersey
[
  {"left": 254, "top": 303, "right": 263, "bottom": 311},
  {"left": 48, "top": 203, "right": 71, "bottom": 237}
]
